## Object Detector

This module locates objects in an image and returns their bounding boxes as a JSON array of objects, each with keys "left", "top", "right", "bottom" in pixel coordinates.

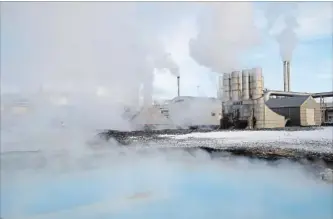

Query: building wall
[
  {"left": 255, "top": 105, "right": 285, "bottom": 129},
  {"left": 131, "top": 106, "right": 174, "bottom": 129},
  {"left": 268, "top": 107, "right": 301, "bottom": 126},
  {"left": 300, "top": 97, "right": 321, "bottom": 126},
  {"left": 168, "top": 97, "right": 222, "bottom": 127},
  {"left": 327, "top": 110, "right": 333, "bottom": 122}
]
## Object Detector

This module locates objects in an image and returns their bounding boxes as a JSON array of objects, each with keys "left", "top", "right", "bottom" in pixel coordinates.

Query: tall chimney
[
  {"left": 177, "top": 76, "right": 180, "bottom": 97},
  {"left": 287, "top": 61, "right": 290, "bottom": 92},
  {"left": 283, "top": 61, "right": 289, "bottom": 92}
]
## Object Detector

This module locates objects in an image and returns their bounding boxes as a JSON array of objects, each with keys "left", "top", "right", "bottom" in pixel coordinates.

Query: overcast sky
[{"left": 1, "top": 2, "right": 332, "bottom": 101}]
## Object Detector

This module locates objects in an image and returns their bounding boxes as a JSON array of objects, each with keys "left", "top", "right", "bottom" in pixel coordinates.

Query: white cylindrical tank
[
  {"left": 242, "top": 70, "right": 250, "bottom": 100},
  {"left": 254, "top": 97, "right": 265, "bottom": 129},
  {"left": 238, "top": 71, "right": 242, "bottom": 101},
  {"left": 223, "top": 73, "right": 231, "bottom": 102},
  {"left": 250, "top": 67, "right": 263, "bottom": 100},
  {"left": 218, "top": 75, "right": 224, "bottom": 100},
  {"left": 231, "top": 71, "right": 240, "bottom": 102},
  {"left": 261, "top": 75, "right": 265, "bottom": 92},
  {"left": 218, "top": 75, "right": 223, "bottom": 91}
]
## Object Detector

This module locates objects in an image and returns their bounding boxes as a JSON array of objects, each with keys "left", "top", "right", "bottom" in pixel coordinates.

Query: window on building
[{"left": 211, "top": 112, "right": 216, "bottom": 116}]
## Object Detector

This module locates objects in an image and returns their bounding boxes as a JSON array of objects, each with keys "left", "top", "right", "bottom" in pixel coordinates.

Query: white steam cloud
[
  {"left": 264, "top": 2, "right": 299, "bottom": 61},
  {"left": 155, "top": 53, "right": 180, "bottom": 77},
  {"left": 189, "top": 2, "right": 260, "bottom": 73},
  {"left": 1, "top": 2, "right": 179, "bottom": 130},
  {"left": 1, "top": 144, "right": 332, "bottom": 218},
  {"left": 1, "top": 4, "right": 332, "bottom": 218}
]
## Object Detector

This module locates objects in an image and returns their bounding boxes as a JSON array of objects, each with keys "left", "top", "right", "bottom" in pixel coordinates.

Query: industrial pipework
[
  {"left": 263, "top": 90, "right": 311, "bottom": 102},
  {"left": 177, "top": 76, "right": 180, "bottom": 97},
  {"left": 283, "top": 61, "right": 291, "bottom": 92}
]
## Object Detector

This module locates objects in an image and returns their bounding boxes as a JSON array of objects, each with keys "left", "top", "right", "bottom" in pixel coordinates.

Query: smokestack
[
  {"left": 287, "top": 61, "right": 290, "bottom": 92},
  {"left": 283, "top": 61, "right": 290, "bottom": 92},
  {"left": 177, "top": 76, "right": 180, "bottom": 97}
]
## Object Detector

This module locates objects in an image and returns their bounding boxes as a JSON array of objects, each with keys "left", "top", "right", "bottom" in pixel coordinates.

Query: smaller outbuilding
[
  {"left": 324, "top": 102, "right": 333, "bottom": 123},
  {"left": 265, "top": 95, "right": 321, "bottom": 126}
]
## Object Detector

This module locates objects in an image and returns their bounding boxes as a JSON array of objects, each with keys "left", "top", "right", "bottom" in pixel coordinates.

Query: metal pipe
[
  {"left": 287, "top": 61, "right": 291, "bottom": 92},
  {"left": 312, "top": 92, "right": 333, "bottom": 98},
  {"left": 177, "top": 76, "right": 180, "bottom": 97},
  {"left": 264, "top": 90, "right": 333, "bottom": 101},
  {"left": 283, "top": 61, "right": 288, "bottom": 92},
  {"left": 264, "top": 90, "right": 311, "bottom": 102}
]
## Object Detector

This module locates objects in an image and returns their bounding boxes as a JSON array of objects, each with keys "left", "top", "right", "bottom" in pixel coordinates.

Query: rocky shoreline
[
  {"left": 98, "top": 128, "right": 333, "bottom": 163},
  {"left": 1, "top": 127, "right": 332, "bottom": 183},
  {"left": 98, "top": 128, "right": 333, "bottom": 183}
]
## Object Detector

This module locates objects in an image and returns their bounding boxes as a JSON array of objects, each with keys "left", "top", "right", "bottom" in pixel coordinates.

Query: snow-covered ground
[
  {"left": 157, "top": 127, "right": 333, "bottom": 153},
  {"left": 160, "top": 127, "right": 333, "bottom": 141}
]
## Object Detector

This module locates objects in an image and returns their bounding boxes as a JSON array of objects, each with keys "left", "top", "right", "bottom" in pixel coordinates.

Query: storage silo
[
  {"left": 254, "top": 97, "right": 265, "bottom": 129},
  {"left": 249, "top": 67, "right": 265, "bottom": 128},
  {"left": 261, "top": 75, "right": 265, "bottom": 92},
  {"left": 250, "top": 67, "right": 263, "bottom": 100},
  {"left": 218, "top": 75, "right": 224, "bottom": 100},
  {"left": 242, "top": 70, "right": 250, "bottom": 100},
  {"left": 238, "top": 71, "right": 243, "bottom": 101},
  {"left": 218, "top": 75, "right": 223, "bottom": 90},
  {"left": 231, "top": 71, "right": 240, "bottom": 102},
  {"left": 222, "top": 73, "right": 231, "bottom": 102}
]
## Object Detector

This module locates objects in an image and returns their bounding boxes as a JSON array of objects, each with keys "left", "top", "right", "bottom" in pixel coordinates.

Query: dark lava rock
[
  {"left": 98, "top": 128, "right": 215, "bottom": 145},
  {"left": 97, "top": 128, "right": 333, "bottom": 171}
]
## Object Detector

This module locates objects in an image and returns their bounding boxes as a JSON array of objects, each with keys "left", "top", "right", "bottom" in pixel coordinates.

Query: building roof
[
  {"left": 265, "top": 96, "right": 310, "bottom": 108},
  {"left": 171, "top": 96, "right": 219, "bottom": 103},
  {"left": 325, "top": 102, "right": 333, "bottom": 107}
]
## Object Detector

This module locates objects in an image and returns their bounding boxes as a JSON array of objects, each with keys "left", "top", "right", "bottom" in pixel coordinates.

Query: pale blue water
[{"left": 1, "top": 152, "right": 333, "bottom": 219}]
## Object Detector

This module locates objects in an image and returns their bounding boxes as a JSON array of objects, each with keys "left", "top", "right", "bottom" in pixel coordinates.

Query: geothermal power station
[
  {"left": 2, "top": 61, "right": 332, "bottom": 131},
  {"left": 130, "top": 61, "right": 333, "bottom": 130},
  {"left": 218, "top": 67, "right": 321, "bottom": 129},
  {"left": 218, "top": 63, "right": 333, "bottom": 129}
]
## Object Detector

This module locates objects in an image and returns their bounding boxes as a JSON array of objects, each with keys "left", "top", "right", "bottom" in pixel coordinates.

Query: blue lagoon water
[{"left": 1, "top": 149, "right": 333, "bottom": 219}]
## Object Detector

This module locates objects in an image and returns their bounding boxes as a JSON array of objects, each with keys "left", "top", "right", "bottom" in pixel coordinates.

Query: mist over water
[
  {"left": 1, "top": 108, "right": 333, "bottom": 219},
  {"left": 1, "top": 2, "right": 333, "bottom": 219},
  {"left": 1, "top": 88, "right": 333, "bottom": 219}
]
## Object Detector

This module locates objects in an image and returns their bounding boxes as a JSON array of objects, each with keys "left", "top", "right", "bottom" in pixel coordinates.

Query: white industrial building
[
  {"left": 129, "top": 96, "right": 221, "bottom": 130},
  {"left": 167, "top": 96, "right": 221, "bottom": 129},
  {"left": 219, "top": 67, "right": 321, "bottom": 129},
  {"left": 130, "top": 65, "right": 322, "bottom": 130}
]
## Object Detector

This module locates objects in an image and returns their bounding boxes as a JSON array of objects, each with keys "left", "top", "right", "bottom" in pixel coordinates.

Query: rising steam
[
  {"left": 189, "top": 2, "right": 260, "bottom": 73},
  {"left": 1, "top": 3, "right": 333, "bottom": 219},
  {"left": 264, "top": 2, "right": 299, "bottom": 61},
  {"left": 1, "top": 2, "right": 179, "bottom": 130},
  {"left": 155, "top": 53, "right": 180, "bottom": 77}
]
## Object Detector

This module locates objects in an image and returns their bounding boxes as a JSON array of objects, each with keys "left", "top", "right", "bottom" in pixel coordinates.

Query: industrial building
[
  {"left": 1, "top": 94, "right": 31, "bottom": 115},
  {"left": 219, "top": 68, "right": 284, "bottom": 129},
  {"left": 130, "top": 105, "right": 175, "bottom": 130},
  {"left": 128, "top": 60, "right": 332, "bottom": 130},
  {"left": 265, "top": 96, "right": 321, "bottom": 126},
  {"left": 322, "top": 102, "right": 333, "bottom": 124},
  {"left": 219, "top": 67, "right": 323, "bottom": 129},
  {"left": 167, "top": 96, "right": 221, "bottom": 129}
]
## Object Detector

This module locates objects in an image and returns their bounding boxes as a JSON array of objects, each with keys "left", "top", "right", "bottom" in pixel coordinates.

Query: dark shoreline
[
  {"left": 1, "top": 127, "right": 332, "bottom": 182},
  {"left": 198, "top": 146, "right": 333, "bottom": 169},
  {"left": 98, "top": 127, "right": 333, "bottom": 169}
]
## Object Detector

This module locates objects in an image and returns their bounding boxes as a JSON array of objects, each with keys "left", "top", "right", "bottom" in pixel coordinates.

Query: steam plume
[
  {"left": 189, "top": 2, "right": 260, "bottom": 73},
  {"left": 1, "top": 2, "right": 179, "bottom": 129},
  {"left": 264, "top": 2, "right": 299, "bottom": 61},
  {"left": 155, "top": 53, "right": 180, "bottom": 77}
]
